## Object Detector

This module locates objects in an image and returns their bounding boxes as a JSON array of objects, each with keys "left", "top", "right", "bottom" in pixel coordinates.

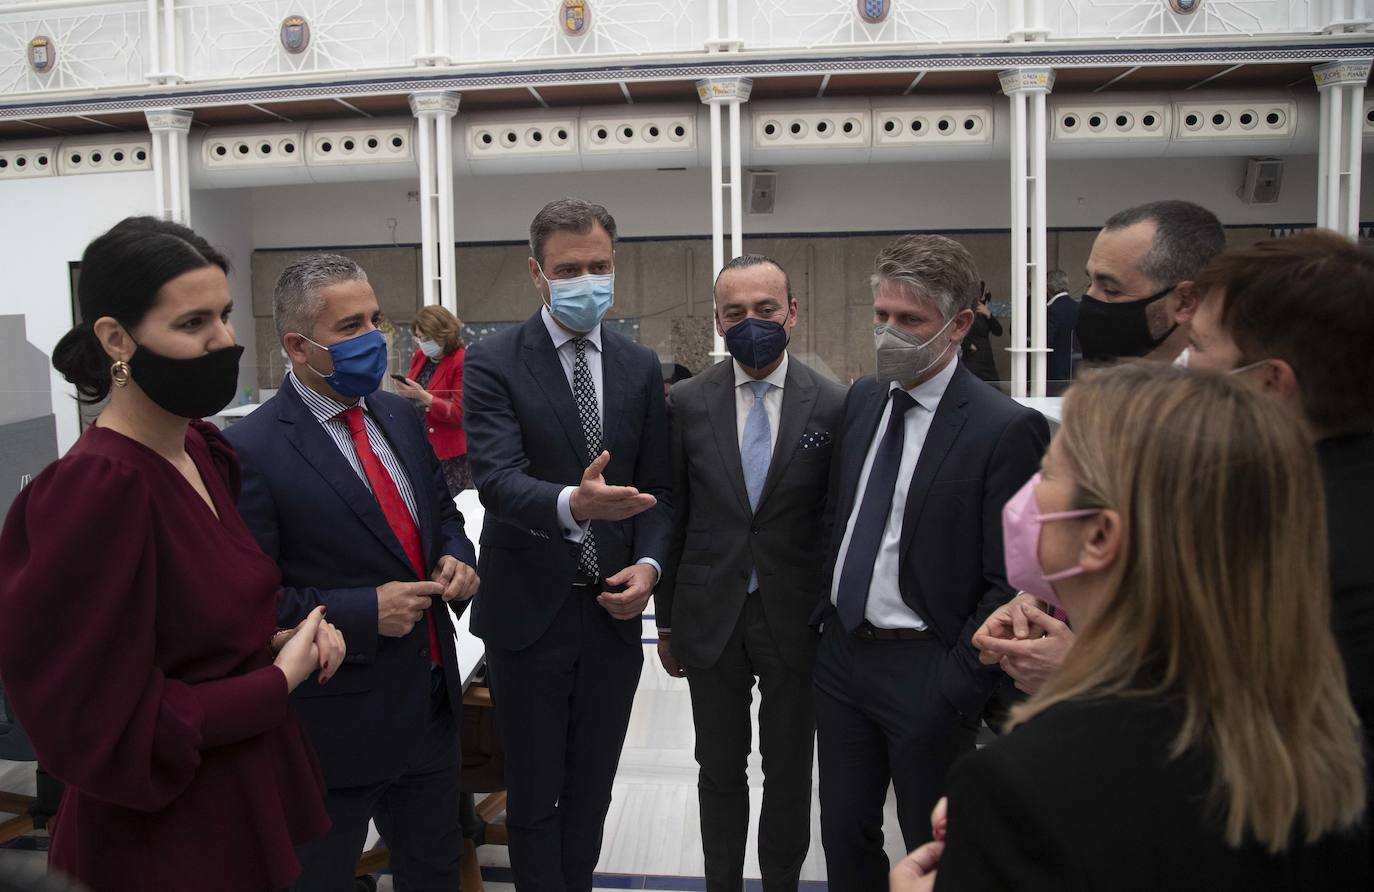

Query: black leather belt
[
  {"left": 571, "top": 575, "right": 599, "bottom": 588},
  {"left": 854, "top": 621, "right": 936, "bottom": 641}
]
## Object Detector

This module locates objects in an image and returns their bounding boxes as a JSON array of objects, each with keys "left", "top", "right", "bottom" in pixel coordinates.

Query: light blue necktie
[{"left": 741, "top": 379, "right": 772, "bottom": 592}]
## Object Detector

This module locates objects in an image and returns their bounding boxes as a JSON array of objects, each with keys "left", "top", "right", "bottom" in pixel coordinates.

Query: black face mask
[
  {"left": 1075, "top": 284, "right": 1177, "bottom": 361},
  {"left": 128, "top": 342, "right": 245, "bottom": 419}
]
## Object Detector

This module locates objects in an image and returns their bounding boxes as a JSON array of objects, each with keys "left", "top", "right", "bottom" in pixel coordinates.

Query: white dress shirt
[
  {"left": 542, "top": 307, "right": 660, "bottom": 579},
  {"left": 830, "top": 355, "right": 960, "bottom": 629},
  {"left": 734, "top": 352, "right": 788, "bottom": 455}
]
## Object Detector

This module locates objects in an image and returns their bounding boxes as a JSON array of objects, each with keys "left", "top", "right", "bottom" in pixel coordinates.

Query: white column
[
  {"left": 1314, "top": 59, "right": 1372, "bottom": 237},
  {"left": 161, "top": 0, "right": 179, "bottom": 82},
  {"left": 409, "top": 91, "right": 461, "bottom": 310},
  {"left": 145, "top": 0, "right": 161, "bottom": 81},
  {"left": 144, "top": 109, "right": 193, "bottom": 224},
  {"left": 1000, "top": 68, "right": 1055, "bottom": 398},
  {"left": 698, "top": 76, "right": 753, "bottom": 361}
]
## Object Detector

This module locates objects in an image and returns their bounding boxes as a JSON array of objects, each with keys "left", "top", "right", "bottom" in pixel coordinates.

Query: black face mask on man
[
  {"left": 127, "top": 340, "right": 245, "bottom": 419},
  {"left": 1075, "top": 283, "right": 1177, "bottom": 361}
]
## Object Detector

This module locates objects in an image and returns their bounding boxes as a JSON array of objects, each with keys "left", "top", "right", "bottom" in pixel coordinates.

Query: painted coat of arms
[
  {"left": 1167, "top": 0, "right": 1200, "bottom": 13},
  {"left": 560, "top": 0, "right": 591, "bottom": 36},
  {"left": 858, "top": 0, "right": 890, "bottom": 24},
  {"left": 28, "top": 36, "right": 55, "bottom": 74},
  {"left": 280, "top": 16, "right": 311, "bottom": 54}
]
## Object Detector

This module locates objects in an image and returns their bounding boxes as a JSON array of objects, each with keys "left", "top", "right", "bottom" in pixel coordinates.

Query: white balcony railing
[{"left": 0, "top": 0, "right": 1361, "bottom": 100}]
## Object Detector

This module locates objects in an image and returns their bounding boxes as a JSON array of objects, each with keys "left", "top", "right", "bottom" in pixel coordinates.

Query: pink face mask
[{"left": 1001, "top": 472, "right": 1102, "bottom": 610}]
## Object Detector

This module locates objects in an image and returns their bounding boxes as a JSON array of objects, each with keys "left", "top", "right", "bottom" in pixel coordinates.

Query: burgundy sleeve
[{"left": 0, "top": 454, "right": 289, "bottom": 814}]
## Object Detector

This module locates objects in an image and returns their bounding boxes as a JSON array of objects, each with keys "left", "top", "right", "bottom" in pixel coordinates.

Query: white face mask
[
  {"left": 874, "top": 315, "right": 957, "bottom": 385},
  {"left": 1173, "top": 347, "right": 1191, "bottom": 368},
  {"left": 417, "top": 338, "right": 443, "bottom": 360}
]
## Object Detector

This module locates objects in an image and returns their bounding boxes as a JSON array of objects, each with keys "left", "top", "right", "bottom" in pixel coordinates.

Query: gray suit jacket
[{"left": 657, "top": 355, "right": 847, "bottom": 671}]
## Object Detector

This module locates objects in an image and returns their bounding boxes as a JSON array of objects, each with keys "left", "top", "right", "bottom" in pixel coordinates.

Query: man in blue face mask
[
  {"left": 656, "top": 255, "right": 846, "bottom": 892},
  {"left": 223, "top": 253, "right": 480, "bottom": 891},
  {"left": 463, "top": 198, "right": 673, "bottom": 892}
]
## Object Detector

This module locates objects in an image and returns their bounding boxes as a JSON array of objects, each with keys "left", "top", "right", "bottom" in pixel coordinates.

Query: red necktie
[{"left": 341, "top": 406, "right": 441, "bottom": 668}]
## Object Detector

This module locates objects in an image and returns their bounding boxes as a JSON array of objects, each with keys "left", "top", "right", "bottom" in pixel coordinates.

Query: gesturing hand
[
  {"left": 568, "top": 452, "right": 657, "bottom": 522},
  {"left": 377, "top": 580, "right": 445, "bottom": 637},
  {"left": 597, "top": 563, "right": 656, "bottom": 621},
  {"left": 432, "top": 555, "right": 480, "bottom": 602}
]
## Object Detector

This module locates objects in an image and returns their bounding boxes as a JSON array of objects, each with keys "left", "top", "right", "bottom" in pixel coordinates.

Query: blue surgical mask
[
  {"left": 538, "top": 262, "right": 614, "bottom": 333},
  {"left": 724, "top": 317, "right": 789, "bottom": 370},
  {"left": 299, "top": 329, "right": 388, "bottom": 397}
]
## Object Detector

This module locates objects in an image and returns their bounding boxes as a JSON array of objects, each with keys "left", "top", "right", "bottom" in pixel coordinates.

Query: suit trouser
[
  {"left": 684, "top": 591, "right": 815, "bottom": 892},
  {"left": 486, "top": 587, "right": 643, "bottom": 892},
  {"left": 813, "top": 617, "right": 978, "bottom": 892},
  {"left": 291, "top": 668, "right": 462, "bottom": 892}
]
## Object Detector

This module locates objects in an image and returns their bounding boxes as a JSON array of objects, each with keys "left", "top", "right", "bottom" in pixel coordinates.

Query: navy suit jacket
[
  {"left": 1047, "top": 295, "right": 1080, "bottom": 382},
  {"left": 463, "top": 311, "right": 672, "bottom": 652},
  {"left": 224, "top": 380, "right": 476, "bottom": 788},
  {"left": 821, "top": 363, "right": 1050, "bottom": 719}
]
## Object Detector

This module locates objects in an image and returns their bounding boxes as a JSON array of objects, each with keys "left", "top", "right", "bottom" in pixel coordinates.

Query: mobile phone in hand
[{"left": 390, "top": 374, "right": 409, "bottom": 384}]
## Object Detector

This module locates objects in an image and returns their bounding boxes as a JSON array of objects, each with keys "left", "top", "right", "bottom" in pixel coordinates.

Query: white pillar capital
[
  {"left": 144, "top": 108, "right": 193, "bottom": 133},
  {"left": 408, "top": 91, "right": 461, "bottom": 118},
  {"left": 999, "top": 67, "right": 1055, "bottom": 96},
  {"left": 1314, "top": 58, "right": 1372, "bottom": 90},
  {"left": 697, "top": 76, "right": 753, "bottom": 105}
]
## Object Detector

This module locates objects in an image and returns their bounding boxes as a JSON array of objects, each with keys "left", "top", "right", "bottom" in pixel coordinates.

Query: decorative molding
[
  {"left": 1313, "top": 57, "right": 1372, "bottom": 89},
  {"left": 3, "top": 42, "right": 1371, "bottom": 120},
  {"left": 143, "top": 108, "right": 193, "bottom": 131},
  {"left": 407, "top": 90, "right": 461, "bottom": 116},
  {"left": 998, "top": 67, "right": 1055, "bottom": 94},
  {"left": 696, "top": 76, "right": 753, "bottom": 104}
]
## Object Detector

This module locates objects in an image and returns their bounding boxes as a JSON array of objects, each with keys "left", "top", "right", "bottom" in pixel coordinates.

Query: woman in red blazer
[{"left": 394, "top": 304, "right": 470, "bottom": 495}]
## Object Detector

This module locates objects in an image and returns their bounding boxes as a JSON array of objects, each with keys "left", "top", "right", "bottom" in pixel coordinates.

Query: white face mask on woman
[{"left": 417, "top": 338, "right": 443, "bottom": 360}]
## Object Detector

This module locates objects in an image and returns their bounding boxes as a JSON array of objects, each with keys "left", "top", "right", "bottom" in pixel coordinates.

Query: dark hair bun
[{"left": 51, "top": 324, "right": 112, "bottom": 404}]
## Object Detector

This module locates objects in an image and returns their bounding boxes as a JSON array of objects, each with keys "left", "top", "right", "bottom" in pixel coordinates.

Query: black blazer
[
  {"left": 226, "top": 382, "right": 476, "bottom": 788},
  {"left": 658, "top": 356, "right": 847, "bottom": 671},
  {"left": 821, "top": 363, "right": 1049, "bottom": 718},
  {"left": 463, "top": 311, "right": 672, "bottom": 651},
  {"left": 1047, "top": 294, "right": 1080, "bottom": 382},
  {"left": 935, "top": 697, "right": 1369, "bottom": 890}
]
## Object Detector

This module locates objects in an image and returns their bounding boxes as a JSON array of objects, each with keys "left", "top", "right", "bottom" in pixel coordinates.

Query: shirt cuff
[
  {"left": 637, "top": 557, "right": 661, "bottom": 583},
  {"left": 557, "top": 485, "right": 591, "bottom": 543}
]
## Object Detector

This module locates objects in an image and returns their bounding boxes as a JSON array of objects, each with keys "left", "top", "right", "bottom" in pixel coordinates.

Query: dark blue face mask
[
  {"left": 299, "top": 329, "right": 388, "bottom": 397},
  {"left": 724, "top": 316, "right": 789, "bottom": 370}
]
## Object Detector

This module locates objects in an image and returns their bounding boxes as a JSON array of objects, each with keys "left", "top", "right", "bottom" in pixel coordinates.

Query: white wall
[
  {"left": 0, "top": 171, "right": 156, "bottom": 453},
  {"left": 248, "top": 155, "right": 1370, "bottom": 248},
  {"left": 190, "top": 189, "right": 257, "bottom": 401}
]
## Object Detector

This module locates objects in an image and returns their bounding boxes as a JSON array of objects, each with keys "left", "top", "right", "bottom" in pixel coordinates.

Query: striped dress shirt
[{"left": 287, "top": 371, "right": 421, "bottom": 525}]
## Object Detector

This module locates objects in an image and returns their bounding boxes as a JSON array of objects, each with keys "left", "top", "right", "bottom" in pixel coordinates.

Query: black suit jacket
[
  {"left": 1047, "top": 294, "right": 1080, "bottom": 382},
  {"left": 821, "top": 363, "right": 1049, "bottom": 718},
  {"left": 463, "top": 310, "right": 672, "bottom": 651},
  {"left": 225, "top": 382, "right": 476, "bottom": 788},
  {"left": 658, "top": 356, "right": 847, "bottom": 671},
  {"left": 1320, "top": 431, "right": 1374, "bottom": 739},
  {"left": 935, "top": 697, "right": 1369, "bottom": 890}
]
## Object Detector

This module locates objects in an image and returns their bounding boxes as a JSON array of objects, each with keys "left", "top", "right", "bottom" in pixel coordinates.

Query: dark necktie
[
  {"left": 341, "top": 406, "right": 441, "bottom": 667},
  {"left": 572, "top": 338, "right": 602, "bottom": 580},
  {"left": 835, "top": 389, "right": 918, "bottom": 632}
]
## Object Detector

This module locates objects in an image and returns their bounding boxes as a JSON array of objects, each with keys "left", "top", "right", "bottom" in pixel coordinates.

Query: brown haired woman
[
  {"left": 393, "top": 304, "right": 470, "bottom": 495},
  {"left": 0, "top": 217, "right": 343, "bottom": 891},
  {"left": 894, "top": 363, "right": 1368, "bottom": 890}
]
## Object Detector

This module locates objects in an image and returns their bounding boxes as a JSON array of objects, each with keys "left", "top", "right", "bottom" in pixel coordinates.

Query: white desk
[{"left": 1012, "top": 396, "right": 1063, "bottom": 428}]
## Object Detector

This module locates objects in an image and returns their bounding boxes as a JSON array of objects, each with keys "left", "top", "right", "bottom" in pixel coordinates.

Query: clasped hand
[
  {"left": 273, "top": 606, "right": 346, "bottom": 692},
  {"left": 971, "top": 593, "right": 1076, "bottom": 695}
]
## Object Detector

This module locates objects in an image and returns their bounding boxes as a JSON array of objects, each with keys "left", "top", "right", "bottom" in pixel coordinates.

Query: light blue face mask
[{"left": 538, "top": 262, "right": 614, "bottom": 333}]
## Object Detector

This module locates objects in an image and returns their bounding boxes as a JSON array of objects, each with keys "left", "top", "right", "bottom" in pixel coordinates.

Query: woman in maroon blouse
[{"left": 0, "top": 217, "right": 344, "bottom": 891}]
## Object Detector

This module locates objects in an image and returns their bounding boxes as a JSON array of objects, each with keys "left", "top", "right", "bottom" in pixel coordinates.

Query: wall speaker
[
  {"left": 1238, "top": 157, "right": 1283, "bottom": 204},
  {"left": 748, "top": 170, "right": 777, "bottom": 214}
]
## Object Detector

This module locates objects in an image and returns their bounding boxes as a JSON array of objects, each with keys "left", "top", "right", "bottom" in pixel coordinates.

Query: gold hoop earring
[{"left": 110, "top": 360, "right": 131, "bottom": 388}]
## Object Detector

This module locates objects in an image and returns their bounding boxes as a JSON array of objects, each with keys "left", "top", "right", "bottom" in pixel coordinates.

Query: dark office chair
[{"left": 0, "top": 682, "right": 61, "bottom": 848}]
